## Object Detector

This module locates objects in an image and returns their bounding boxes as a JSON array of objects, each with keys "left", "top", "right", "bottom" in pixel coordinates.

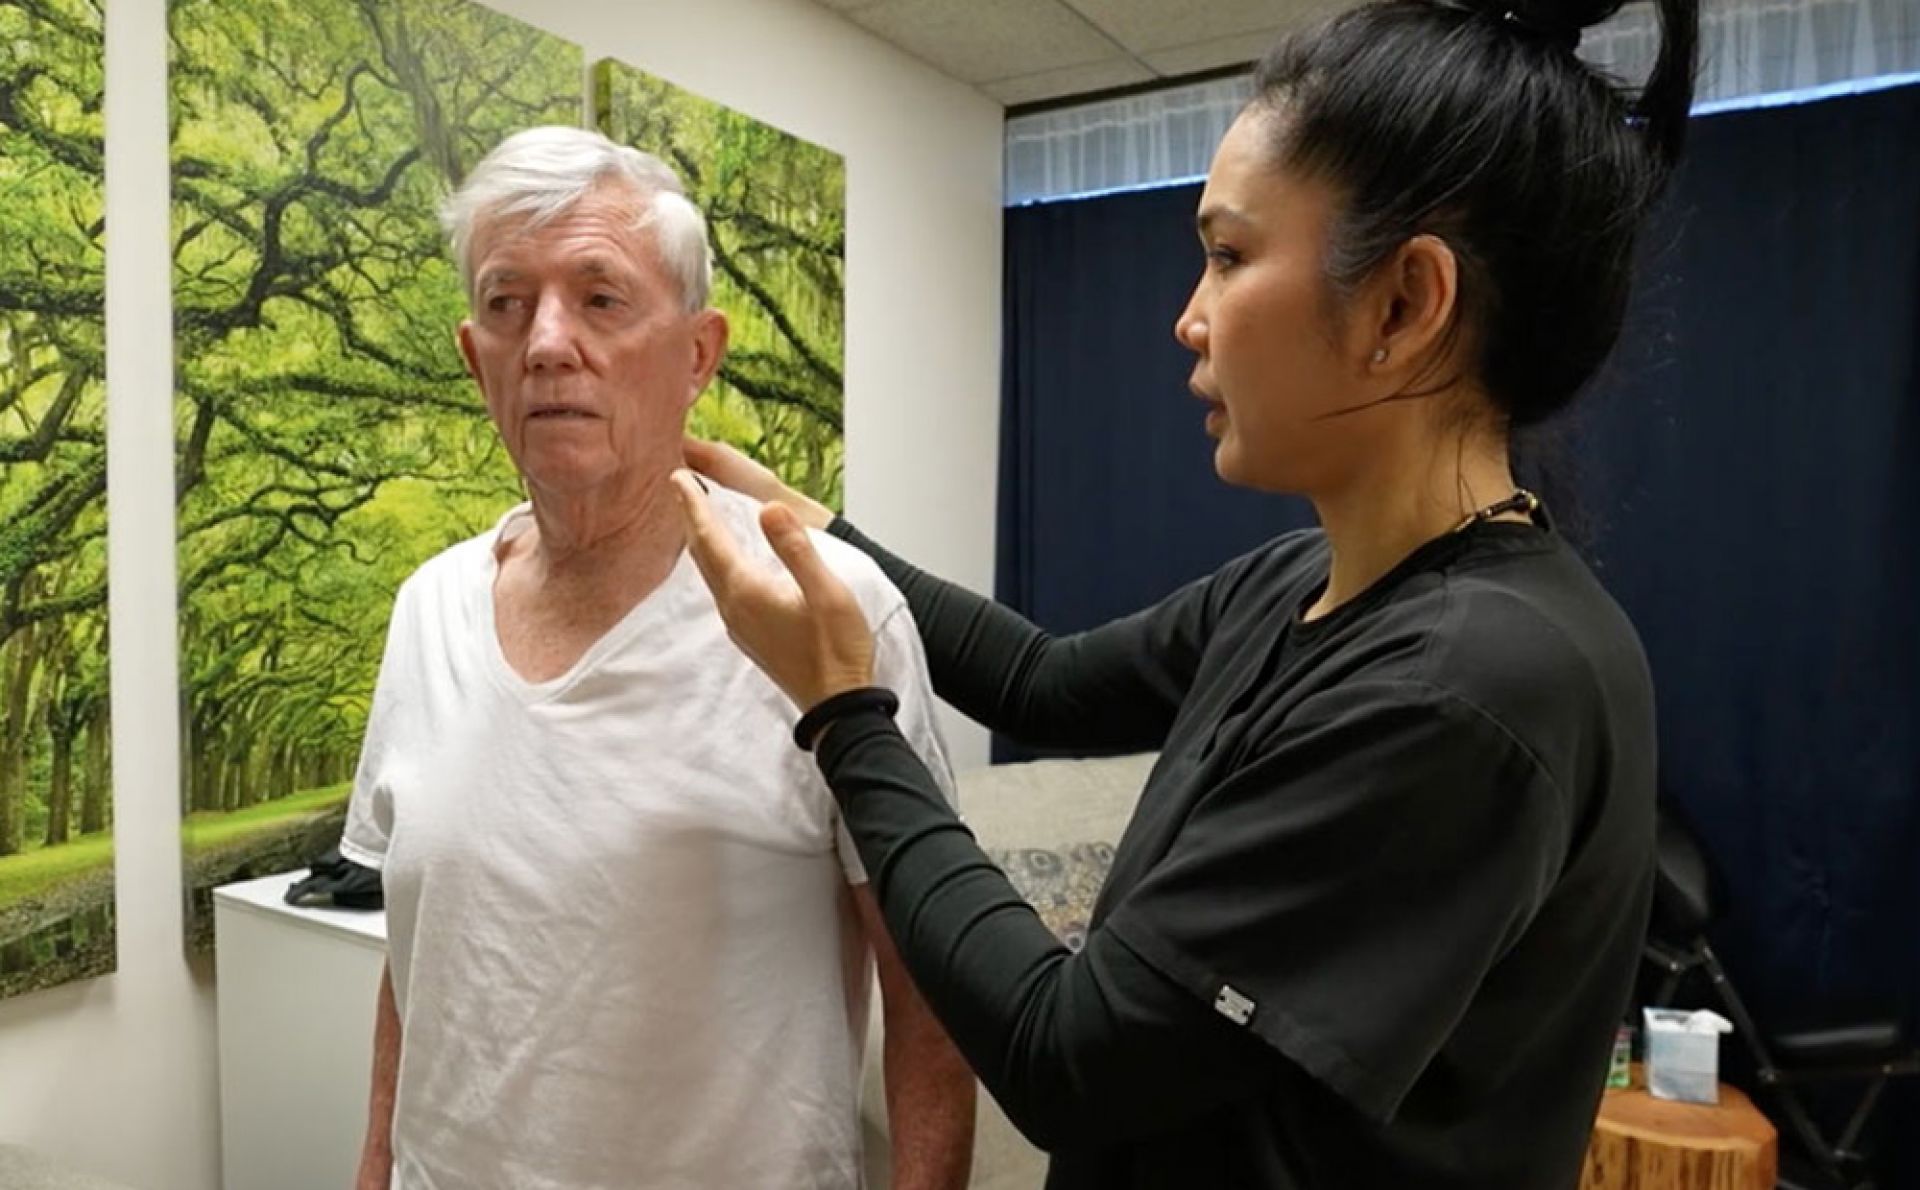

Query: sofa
[{"left": 858, "top": 751, "right": 1156, "bottom": 1189}]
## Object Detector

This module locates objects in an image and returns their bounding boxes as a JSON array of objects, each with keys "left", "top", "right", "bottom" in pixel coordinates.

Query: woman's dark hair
[{"left": 1255, "top": 0, "right": 1700, "bottom": 426}]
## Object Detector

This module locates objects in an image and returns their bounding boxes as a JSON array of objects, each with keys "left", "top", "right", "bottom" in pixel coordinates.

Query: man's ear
[
  {"left": 456, "top": 321, "right": 482, "bottom": 386},
  {"left": 685, "top": 308, "right": 729, "bottom": 410}
]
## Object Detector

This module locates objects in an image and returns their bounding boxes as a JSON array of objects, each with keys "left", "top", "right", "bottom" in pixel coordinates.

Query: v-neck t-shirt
[{"left": 341, "top": 487, "right": 954, "bottom": 1190}]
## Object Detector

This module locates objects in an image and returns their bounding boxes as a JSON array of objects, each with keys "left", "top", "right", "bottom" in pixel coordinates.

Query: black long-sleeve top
[{"left": 818, "top": 516, "right": 1657, "bottom": 1189}]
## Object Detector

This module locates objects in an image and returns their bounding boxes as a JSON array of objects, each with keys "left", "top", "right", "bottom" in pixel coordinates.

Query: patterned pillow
[{"left": 986, "top": 842, "right": 1118, "bottom": 953}]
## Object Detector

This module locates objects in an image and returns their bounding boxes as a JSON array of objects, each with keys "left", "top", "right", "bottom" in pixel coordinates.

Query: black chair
[{"left": 1642, "top": 809, "right": 1920, "bottom": 1190}]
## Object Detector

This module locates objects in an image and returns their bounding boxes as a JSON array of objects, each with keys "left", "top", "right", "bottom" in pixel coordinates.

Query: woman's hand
[
  {"left": 671, "top": 469, "right": 875, "bottom": 712},
  {"left": 682, "top": 436, "right": 834, "bottom": 532}
]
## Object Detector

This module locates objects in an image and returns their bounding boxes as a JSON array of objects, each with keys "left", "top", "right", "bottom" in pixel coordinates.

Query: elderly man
[{"left": 341, "top": 126, "right": 974, "bottom": 1189}]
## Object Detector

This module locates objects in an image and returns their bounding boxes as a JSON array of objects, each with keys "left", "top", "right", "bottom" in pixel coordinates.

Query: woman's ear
[{"left": 1364, "top": 233, "right": 1460, "bottom": 375}]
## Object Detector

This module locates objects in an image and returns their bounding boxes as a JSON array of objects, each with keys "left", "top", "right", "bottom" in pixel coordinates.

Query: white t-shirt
[{"left": 341, "top": 487, "right": 954, "bottom": 1190}]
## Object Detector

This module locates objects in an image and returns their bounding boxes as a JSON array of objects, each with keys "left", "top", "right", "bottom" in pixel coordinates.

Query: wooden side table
[{"left": 1580, "top": 1066, "right": 1778, "bottom": 1190}]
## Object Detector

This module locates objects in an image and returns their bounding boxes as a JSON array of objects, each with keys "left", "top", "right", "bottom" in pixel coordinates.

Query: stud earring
[{"left": 1371, "top": 347, "right": 1389, "bottom": 364}]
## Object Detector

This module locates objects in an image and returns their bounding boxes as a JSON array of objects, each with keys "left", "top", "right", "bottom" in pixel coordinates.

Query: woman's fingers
[
  {"left": 680, "top": 435, "right": 736, "bottom": 476},
  {"left": 670, "top": 469, "right": 876, "bottom": 709},
  {"left": 682, "top": 435, "right": 835, "bottom": 531},
  {"left": 761, "top": 503, "right": 853, "bottom": 617},
  {"left": 670, "top": 469, "right": 749, "bottom": 605},
  {"left": 683, "top": 436, "right": 776, "bottom": 499},
  {"left": 757, "top": 503, "right": 875, "bottom": 698}
]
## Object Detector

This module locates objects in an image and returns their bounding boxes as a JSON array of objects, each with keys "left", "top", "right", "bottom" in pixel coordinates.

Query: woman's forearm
[{"left": 817, "top": 711, "right": 1277, "bottom": 1150}]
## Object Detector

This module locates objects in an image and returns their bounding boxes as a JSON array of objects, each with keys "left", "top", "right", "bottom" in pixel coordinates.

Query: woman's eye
[{"left": 1206, "top": 245, "right": 1243, "bottom": 270}]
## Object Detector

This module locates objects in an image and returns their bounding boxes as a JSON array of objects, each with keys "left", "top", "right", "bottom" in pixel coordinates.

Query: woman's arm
[
  {"left": 815, "top": 684, "right": 1566, "bottom": 1139},
  {"left": 682, "top": 431, "right": 1224, "bottom": 750},
  {"left": 815, "top": 711, "right": 1281, "bottom": 1149},
  {"left": 830, "top": 518, "right": 1219, "bottom": 751}
]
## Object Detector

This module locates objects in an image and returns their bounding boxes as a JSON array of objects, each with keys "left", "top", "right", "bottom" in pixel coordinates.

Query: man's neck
[{"left": 514, "top": 469, "right": 685, "bottom": 599}]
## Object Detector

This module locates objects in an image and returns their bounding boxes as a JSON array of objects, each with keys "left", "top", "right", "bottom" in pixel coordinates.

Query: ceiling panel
[
  {"left": 844, "top": 0, "right": 1128, "bottom": 84},
  {"left": 809, "top": 0, "right": 1349, "bottom": 105},
  {"left": 1140, "top": 28, "right": 1282, "bottom": 77},
  {"left": 1062, "top": 0, "right": 1293, "bottom": 52},
  {"left": 982, "top": 57, "right": 1156, "bottom": 106}
]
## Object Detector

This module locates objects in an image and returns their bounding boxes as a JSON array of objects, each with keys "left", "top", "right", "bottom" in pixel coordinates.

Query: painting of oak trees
[
  {"left": 0, "top": 0, "right": 110, "bottom": 1002},
  {"left": 594, "top": 59, "right": 846, "bottom": 508},
  {"left": 170, "top": 0, "right": 579, "bottom": 949}
]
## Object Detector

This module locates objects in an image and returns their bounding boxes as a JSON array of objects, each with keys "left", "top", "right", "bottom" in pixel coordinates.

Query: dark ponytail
[
  {"left": 1635, "top": 0, "right": 1703, "bottom": 173},
  {"left": 1253, "top": 0, "right": 1701, "bottom": 426}
]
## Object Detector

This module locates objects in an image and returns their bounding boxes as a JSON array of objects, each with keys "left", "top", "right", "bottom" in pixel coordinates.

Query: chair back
[{"left": 1652, "top": 807, "right": 1719, "bottom": 941}]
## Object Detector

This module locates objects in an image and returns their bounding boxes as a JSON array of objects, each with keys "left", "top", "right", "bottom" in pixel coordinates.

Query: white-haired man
[{"left": 342, "top": 126, "right": 975, "bottom": 1189}]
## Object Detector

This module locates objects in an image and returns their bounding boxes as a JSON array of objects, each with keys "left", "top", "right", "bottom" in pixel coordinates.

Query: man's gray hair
[{"left": 442, "top": 125, "right": 713, "bottom": 312}]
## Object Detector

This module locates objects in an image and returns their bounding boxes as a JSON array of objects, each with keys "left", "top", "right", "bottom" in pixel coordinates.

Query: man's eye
[
  {"left": 587, "top": 293, "right": 621, "bottom": 309},
  {"left": 487, "top": 295, "right": 525, "bottom": 312}
]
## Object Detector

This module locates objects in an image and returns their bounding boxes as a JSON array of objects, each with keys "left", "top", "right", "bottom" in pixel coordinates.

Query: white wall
[{"left": 0, "top": 0, "right": 1003, "bottom": 1185}]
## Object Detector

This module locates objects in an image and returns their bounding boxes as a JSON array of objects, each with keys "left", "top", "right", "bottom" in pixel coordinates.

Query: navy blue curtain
[
  {"left": 998, "top": 83, "right": 1920, "bottom": 1174},
  {"left": 996, "top": 181, "right": 1315, "bottom": 650}
]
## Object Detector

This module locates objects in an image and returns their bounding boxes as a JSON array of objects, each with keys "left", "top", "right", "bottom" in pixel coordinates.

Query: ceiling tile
[
  {"left": 981, "top": 57, "right": 1156, "bottom": 107},
  {"left": 844, "top": 0, "right": 1125, "bottom": 84},
  {"left": 1139, "top": 28, "right": 1283, "bottom": 77},
  {"left": 1063, "top": 0, "right": 1294, "bottom": 53}
]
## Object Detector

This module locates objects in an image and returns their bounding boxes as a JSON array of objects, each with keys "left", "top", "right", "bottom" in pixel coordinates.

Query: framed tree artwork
[
  {"left": 170, "top": 0, "right": 580, "bottom": 950},
  {"left": 0, "top": 0, "right": 111, "bottom": 1002}
]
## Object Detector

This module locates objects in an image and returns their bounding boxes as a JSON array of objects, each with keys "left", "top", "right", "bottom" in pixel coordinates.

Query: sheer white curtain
[
  {"left": 1004, "top": 75, "right": 1251, "bottom": 206},
  {"left": 1584, "top": 0, "right": 1920, "bottom": 111},
  {"left": 1005, "top": 0, "right": 1920, "bottom": 205}
]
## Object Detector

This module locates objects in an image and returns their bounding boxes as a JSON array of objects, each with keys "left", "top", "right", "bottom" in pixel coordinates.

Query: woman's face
[{"left": 1175, "top": 109, "right": 1381, "bottom": 494}]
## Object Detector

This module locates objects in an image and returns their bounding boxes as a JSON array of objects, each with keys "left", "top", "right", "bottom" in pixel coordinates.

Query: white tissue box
[{"left": 1643, "top": 1007, "right": 1733, "bottom": 1104}]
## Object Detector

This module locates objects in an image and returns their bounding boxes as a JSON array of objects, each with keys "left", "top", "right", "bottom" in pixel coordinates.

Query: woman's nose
[{"left": 1174, "top": 293, "right": 1208, "bottom": 355}]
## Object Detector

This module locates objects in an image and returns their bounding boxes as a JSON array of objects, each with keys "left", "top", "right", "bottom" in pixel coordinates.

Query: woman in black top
[{"left": 672, "top": 0, "right": 1698, "bottom": 1184}]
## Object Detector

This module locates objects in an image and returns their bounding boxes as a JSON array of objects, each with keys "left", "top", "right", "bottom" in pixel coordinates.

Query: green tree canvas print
[
  {"left": 0, "top": 0, "right": 110, "bottom": 1003},
  {"left": 594, "top": 59, "right": 846, "bottom": 509},
  {"left": 170, "top": 0, "right": 580, "bottom": 950}
]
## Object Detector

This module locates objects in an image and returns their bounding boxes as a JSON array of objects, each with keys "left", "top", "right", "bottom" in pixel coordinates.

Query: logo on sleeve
[{"left": 1214, "top": 984, "right": 1256, "bottom": 1026}]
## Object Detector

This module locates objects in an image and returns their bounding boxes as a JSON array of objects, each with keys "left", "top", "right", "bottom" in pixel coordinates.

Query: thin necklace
[{"left": 1452, "top": 488, "right": 1541, "bottom": 534}]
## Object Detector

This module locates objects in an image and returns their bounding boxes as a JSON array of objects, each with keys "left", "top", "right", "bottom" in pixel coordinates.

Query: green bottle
[{"left": 1607, "top": 1024, "right": 1634, "bottom": 1089}]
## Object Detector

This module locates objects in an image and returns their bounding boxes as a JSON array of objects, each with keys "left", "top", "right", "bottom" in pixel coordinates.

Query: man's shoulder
[
  {"left": 809, "top": 524, "right": 897, "bottom": 603},
  {"left": 706, "top": 485, "right": 903, "bottom": 622},
  {"left": 393, "top": 515, "right": 507, "bottom": 607}
]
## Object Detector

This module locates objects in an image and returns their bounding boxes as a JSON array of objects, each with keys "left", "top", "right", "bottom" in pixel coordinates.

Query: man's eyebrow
[
  {"left": 572, "top": 258, "right": 634, "bottom": 281},
  {"left": 475, "top": 259, "right": 634, "bottom": 291}
]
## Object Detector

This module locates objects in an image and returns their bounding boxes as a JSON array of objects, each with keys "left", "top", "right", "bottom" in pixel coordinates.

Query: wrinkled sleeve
[
  {"left": 338, "top": 585, "right": 417, "bottom": 872},
  {"left": 829, "top": 518, "right": 1234, "bottom": 753},
  {"left": 830, "top": 599, "right": 956, "bottom": 885},
  {"left": 816, "top": 680, "right": 1564, "bottom": 1143}
]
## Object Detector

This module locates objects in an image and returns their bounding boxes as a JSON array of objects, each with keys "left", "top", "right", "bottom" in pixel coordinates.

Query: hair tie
[
  {"left": 1501, "top": 7, "right": 1583, "bottom": 52},
  {"left": 1435, "top": 1, "right": 1584, "bottom": 52}
]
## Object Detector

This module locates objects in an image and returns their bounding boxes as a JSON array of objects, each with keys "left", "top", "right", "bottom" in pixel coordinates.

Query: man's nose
[{"left": 526, "top": 293, "right": 582, "bottom": 371}]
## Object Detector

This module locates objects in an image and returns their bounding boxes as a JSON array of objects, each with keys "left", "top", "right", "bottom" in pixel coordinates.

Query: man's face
[{"left": 458, "top": 186, "right": 725, "bottom": 501}]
